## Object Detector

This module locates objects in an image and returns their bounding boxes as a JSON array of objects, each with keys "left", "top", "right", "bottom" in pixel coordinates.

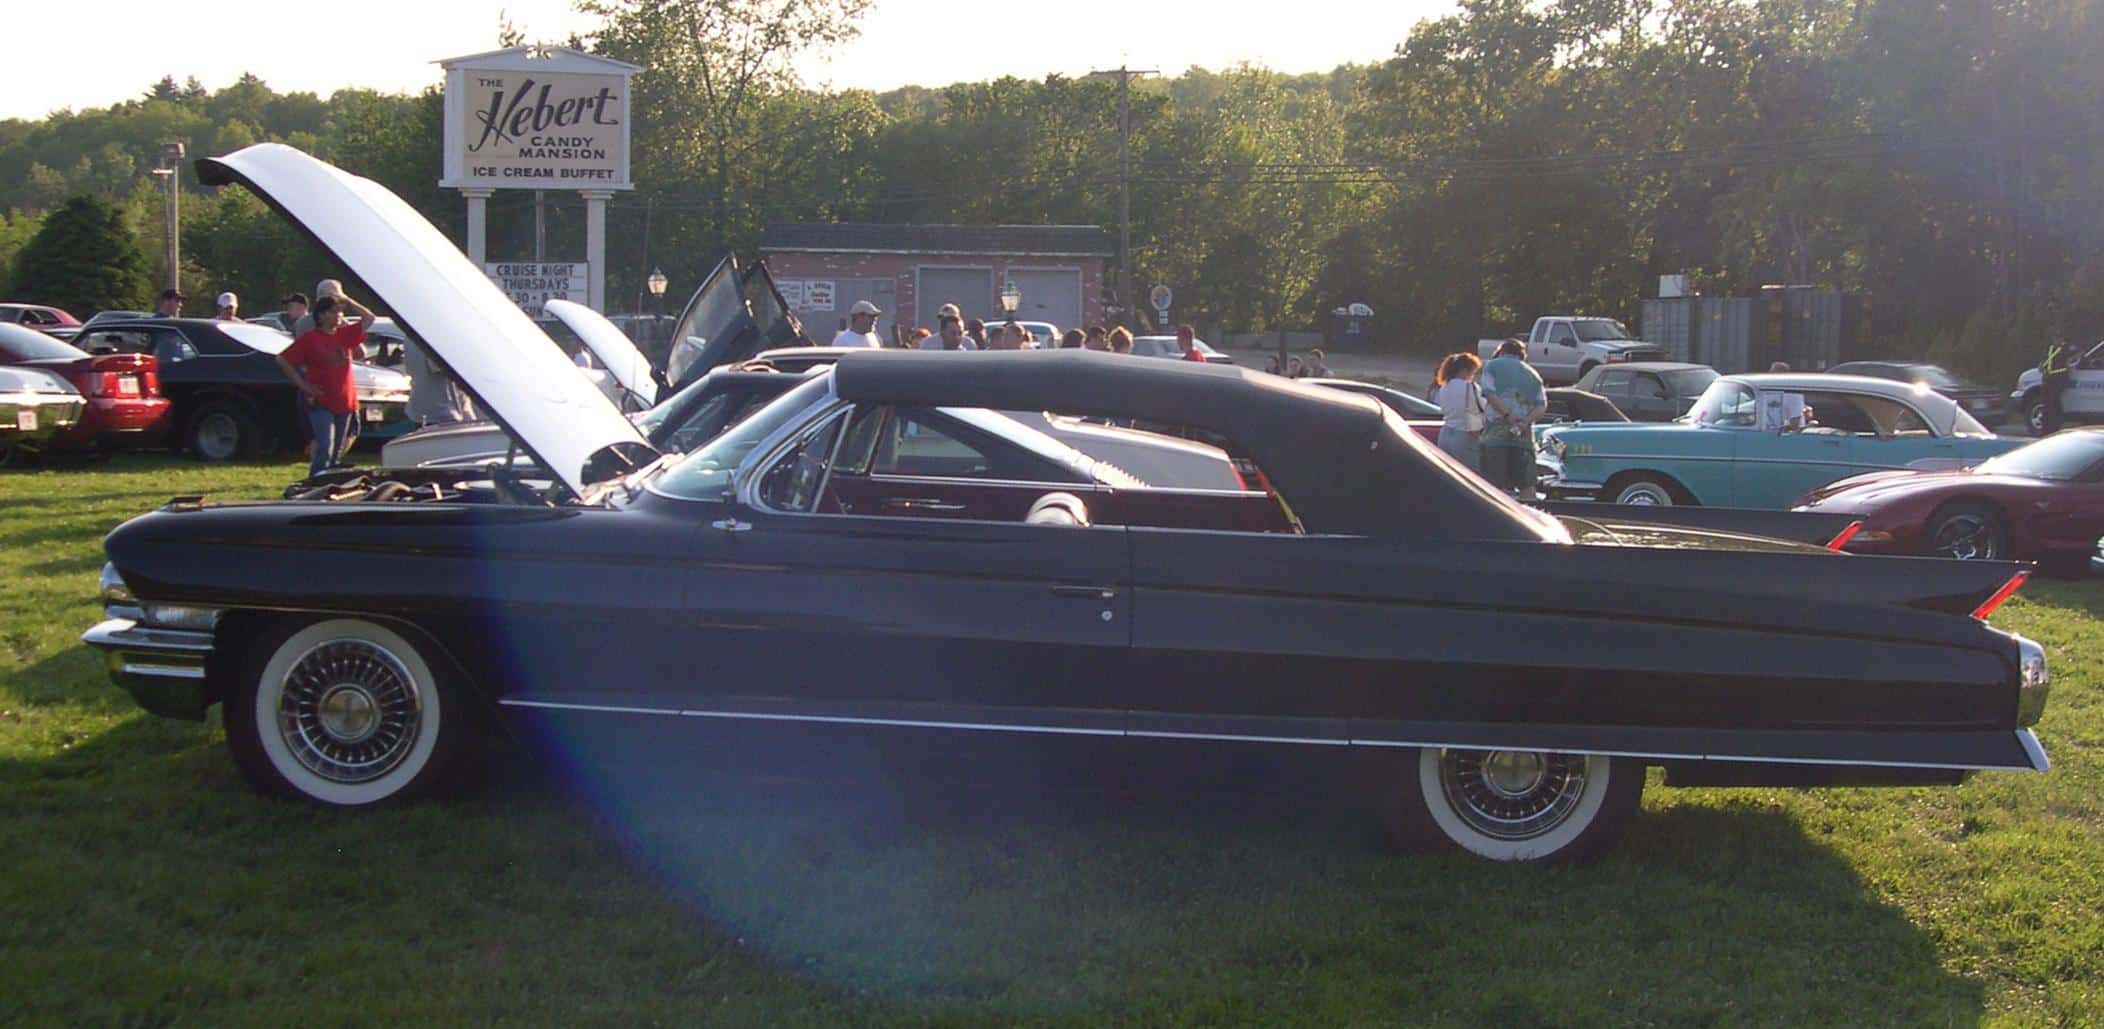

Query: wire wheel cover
[
  {"left": 275, "top": 639, "right": 423, "bottom": 784},
  {"left": 1439, "top": 750, "right": 1591, "bottom": 841}
]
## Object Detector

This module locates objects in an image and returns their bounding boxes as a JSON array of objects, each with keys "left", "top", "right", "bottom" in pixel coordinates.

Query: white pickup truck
[{"left": 1480, "top": 316, "right": 1665, "bottom": 385}]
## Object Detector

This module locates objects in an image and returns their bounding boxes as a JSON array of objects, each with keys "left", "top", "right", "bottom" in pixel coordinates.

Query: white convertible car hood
[
  {"left": 544, "top": 298, "right": 657, "bottom": 409},
  {"left": 196, "top": 144, "right": 655, "bottom": 497}
]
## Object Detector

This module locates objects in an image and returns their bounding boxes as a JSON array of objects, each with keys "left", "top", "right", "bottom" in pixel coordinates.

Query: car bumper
[
  {"left": 80, "top": 618, "right": 215, "bottom": 721},
  {"left": 49, "top": 397, "right": 174, "bottom": 448},
  {"left": 356, "top": 399, "right": 414, "bottom": 441},
  {"left": 1537, "top": 455, "right": 1603, "bottom": 500}
]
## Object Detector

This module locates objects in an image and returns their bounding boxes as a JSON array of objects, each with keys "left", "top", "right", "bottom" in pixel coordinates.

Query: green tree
[{"left": 11, "top": 195, "right": 153, "bottom": 314}]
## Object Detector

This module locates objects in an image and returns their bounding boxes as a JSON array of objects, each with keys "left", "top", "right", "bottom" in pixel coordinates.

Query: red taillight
[
  {"left": 143, "top": 369, "right": 161, "bottom": 395},
  {"left": 100, "top": 371, "right": 122, "bottom": 396},
  {"left": 1826, "top": 520, "right": 1864, "bottom": 551},
  {"left": 1972, "top": 571, "right": 2029, "bottom": 621}
]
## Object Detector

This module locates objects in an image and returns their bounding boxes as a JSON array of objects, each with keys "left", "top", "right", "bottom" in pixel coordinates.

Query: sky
[{"left": 3, "top": 0, "right": 1455, "bottom": 121}]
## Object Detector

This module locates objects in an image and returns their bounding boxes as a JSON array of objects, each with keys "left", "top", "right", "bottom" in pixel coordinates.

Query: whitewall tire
[
  {"left": 1386, "top": 748, "right": 1643, "bottom": 863},
  {"left": 226, "top": 618, "right": 458, "bottom": 807}
]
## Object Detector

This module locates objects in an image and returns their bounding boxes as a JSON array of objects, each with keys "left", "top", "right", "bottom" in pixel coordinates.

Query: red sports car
[
  {"left": 0, "top": 322, "right": 171, "bottom": 452},
  {"left": 1795, "top": 428, "right": 2104, "bottom": 572}
]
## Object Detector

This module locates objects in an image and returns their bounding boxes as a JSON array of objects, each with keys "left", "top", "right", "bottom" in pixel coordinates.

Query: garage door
[
  {"left": 917, "top": 267, "right": 994, "bottom": 329},
  {"left": 1004, "top": 268, "right": 1083, "bottom": 335}
]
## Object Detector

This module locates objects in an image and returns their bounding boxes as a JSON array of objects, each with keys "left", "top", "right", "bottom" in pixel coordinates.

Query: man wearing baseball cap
[
  {"left": 152, "top": 288, "right": 185, "bottom": 318},
  {"left": 832, "top": 300, "right": 884, "bottom": 348},
  {"left": 214, "top": 292, "right": 239, "bottom": 321},
  {"left": 292, "top": 279, "right": 344, "bottom": 336}
]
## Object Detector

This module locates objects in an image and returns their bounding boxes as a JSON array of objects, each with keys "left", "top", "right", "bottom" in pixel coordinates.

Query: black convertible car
[{"left": 83, "top": 146, "right": 2052, "bottom": 864}]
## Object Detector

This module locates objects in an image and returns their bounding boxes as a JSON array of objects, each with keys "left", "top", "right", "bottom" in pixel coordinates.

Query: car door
[
  {"left": 1589, "top": 367, "right": 1633, "bottom": 410},
  {"left": 678, "top": 402, "right": 1135, "bottom": 735},
  {"left": 2070, "top": 343, "right": 2104, "bottom": 417},
  {"left": 1543, "top": 322, "right": 1580, "bottom": 379},
  {"left": 1730, "top": 389, "right": 1856, "bottom": 506}
]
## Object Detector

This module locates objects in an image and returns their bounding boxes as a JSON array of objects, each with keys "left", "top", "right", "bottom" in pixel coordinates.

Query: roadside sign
[
  {"left": 1149, "top": 284, "right": 1173, "bottom": 313},
  {"left": 485, "top": 261, "right": 588, "bottom": 317}
]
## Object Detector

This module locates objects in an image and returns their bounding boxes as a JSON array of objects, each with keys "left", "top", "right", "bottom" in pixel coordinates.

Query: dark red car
[
  {"left": 0, "top": 322, "right": 171, "bottom": 451},
  {"left": 1795, "top": 428, "right": 2104, "bottom": 572},
  {"left": 0, "top": 303, "right": 82, "bottom": 337}
]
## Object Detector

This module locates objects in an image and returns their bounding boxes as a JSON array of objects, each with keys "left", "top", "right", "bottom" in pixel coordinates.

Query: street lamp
[
  {"left": 999, "top": 281, "right": 1021, "bottom": 317},
  {"left": 646, "top": 267, "right": 669, "bottom": 343}
]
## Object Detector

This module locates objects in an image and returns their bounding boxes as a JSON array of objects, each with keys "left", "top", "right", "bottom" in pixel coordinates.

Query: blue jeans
[
  {"left": 1436, "top": 425, "right": 1481, "bottom": 472},
  {"left": 306, "top": 405, "right": 354, "bottom": 479}
]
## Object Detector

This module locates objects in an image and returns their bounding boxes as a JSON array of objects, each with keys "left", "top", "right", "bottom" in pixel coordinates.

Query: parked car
[
  {"left": 1132, "top": 335, "right": 1233, "bottom": 363},
  {"left": 1480, "top": 317, "right": 1666, "bottom": 385},
  {"left": 1829, "top": 361, "right": 2006, "bottom": 428},
  {"left": 1544, "top": 387, "right": 1629, "bottom": 424},
  {"left": 2010, "top": 341, "right": 2104, "bottom": 435},
  {"left": 0, "top": 322, "right": 171, "bottom": 453},
  {"left": 985, "top": 318, "right": 1060, "bottom": 348},
  {"left": 1303, "top": 378, "right": 1441, "bottom": 418},
  {"left": 83, "top": 145, "right": 2055, "bottom": 867},
  {"left": 1572, "top": 362, "right": 1717, "bottom": 421},
  {"left": 71, "top": 317, "right": 411, "bottom": 460},
  {"left": 0, "top": 365, "right": 86, "bottom": 461},
  {"left": 1795, "top": 428, "right": 2104, "bottom": 573},
  {"left": 1541, "top": 373, "right": 2023, "bottom": 507},
  {"left": 79, "top": 310, "right": 150, "bottom": 331},
  {"left": 0, "top": 302, "right": 82, "bottom": 340}
]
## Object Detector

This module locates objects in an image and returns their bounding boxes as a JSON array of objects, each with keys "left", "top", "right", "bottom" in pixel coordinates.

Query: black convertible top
[{"left": 831, "top": 349, "right": 1551, "bottom": 540}]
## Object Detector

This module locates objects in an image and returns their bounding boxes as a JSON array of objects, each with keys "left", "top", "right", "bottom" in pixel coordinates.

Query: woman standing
[{"left": 1432, "top": 352, "right": 1486, "bottom": 471}]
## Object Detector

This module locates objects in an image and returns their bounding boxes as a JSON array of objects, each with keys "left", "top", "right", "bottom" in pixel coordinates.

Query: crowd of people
[{"left": 1429, "top": 337, "right": 1546, "bottom": 500}]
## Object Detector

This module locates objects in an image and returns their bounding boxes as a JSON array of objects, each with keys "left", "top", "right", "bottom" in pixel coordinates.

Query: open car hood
[
  {"left": 196, "top": 144, "right": 655, "bottom": 498},
  {"left": 544, "top": 298, "right": 657, "bottom": 409}
]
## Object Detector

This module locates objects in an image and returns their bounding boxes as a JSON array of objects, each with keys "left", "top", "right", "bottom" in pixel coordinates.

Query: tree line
[{"left": 2, "top": 0, "right": 2099, "bottom": 384}]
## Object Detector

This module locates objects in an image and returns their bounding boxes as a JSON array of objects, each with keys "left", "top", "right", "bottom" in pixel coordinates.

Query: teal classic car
[{"left": 1539, "top": 373, "right": 2022, "bottom": 507}]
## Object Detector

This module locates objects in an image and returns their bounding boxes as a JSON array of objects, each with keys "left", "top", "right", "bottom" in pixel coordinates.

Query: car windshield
[
  {"left": 1685, "top": 378, "right": 1757, "bottom": 426},
  {"left": 1571, "top": 319, "right": 1633, "bottom": 342},
  {"left": 0, "top": 326, "right": 89, "bottom": 361},
  {"left": 1661, "top": 368, "right": 1718, "bottom": 396},
  {"left": 655, "top": 374, "right": 833, "bottom": 500},
  {"left": 1974, "top": 432, "right": 2104, "bottom": 481}
]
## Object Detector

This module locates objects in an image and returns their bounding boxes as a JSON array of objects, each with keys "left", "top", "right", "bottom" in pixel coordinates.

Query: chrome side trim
[
  {"left": 121, "top": 663, "right": 208, "bottom": 680},
  {"left": 495, "top": 698, "right": 2047, "bottom": 771},
  {"left": 81, "top": 618, "right": 214, "bottom": 653}
]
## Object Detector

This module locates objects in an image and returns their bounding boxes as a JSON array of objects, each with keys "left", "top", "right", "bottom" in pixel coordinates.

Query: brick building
[{"left": 758, "top": 223, "right": 1114, "bottom": 342}]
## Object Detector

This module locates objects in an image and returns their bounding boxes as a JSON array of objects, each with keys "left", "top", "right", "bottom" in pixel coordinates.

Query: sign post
[
  {"left": 1149, "top": 284, "right": 1174, "bottom": 328},
  {"left": 440, "top": 46, "right": 638, "bottom": 314}
]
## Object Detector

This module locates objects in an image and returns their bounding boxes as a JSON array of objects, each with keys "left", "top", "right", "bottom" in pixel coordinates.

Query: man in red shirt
[
  {"left": 276, "top": 293, "right": 373, "bottom": 478},
  {"left": 1178, "top": 324, "right": 1207, "bottom": 362}
]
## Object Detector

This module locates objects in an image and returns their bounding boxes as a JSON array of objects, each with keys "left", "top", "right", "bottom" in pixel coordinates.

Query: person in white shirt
[
  {"left": 1432, "top": 351, "right": 1486, "bottom": 471},
  {"left": 831, "top": 300, "right": 885, "bottom": 348},
  {"left": 920, "top": 314, "right": 978, "bottom": 350}
]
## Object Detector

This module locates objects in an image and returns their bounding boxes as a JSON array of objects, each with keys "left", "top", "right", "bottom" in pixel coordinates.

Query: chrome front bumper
[{"left": 80, "top": 618, "right": 216, "bottom": 721}]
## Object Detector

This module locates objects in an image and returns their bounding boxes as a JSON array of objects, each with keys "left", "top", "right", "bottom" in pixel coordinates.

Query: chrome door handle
[
  {"left": 1050, "top": 584, "right": 1117, "bottom": 599},
  {"left": 882, "top": 498, "right": 966, "bottom": 512}
]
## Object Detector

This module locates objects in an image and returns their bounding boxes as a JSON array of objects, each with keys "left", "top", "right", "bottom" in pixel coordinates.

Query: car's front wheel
[
  {"left": 1925, "top": 501, "right": 2007, "bottom": 561},
  {"left": 1611, "top": 474, "right": 1683, "bottom": 506},
  {"left": 1384, "top": 748, "right": 1643, "bottom": 863},
  {"left": 2024, "top": 390, "right": 2046, "bottom": 436},
  {"left": 225, "top": 618, "right": 462, "bottom": 807}
]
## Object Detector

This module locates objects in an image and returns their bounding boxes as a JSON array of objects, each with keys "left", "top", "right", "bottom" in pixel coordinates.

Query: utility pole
[
  {"left": 153, "top": 141, "right": 185, "bottom": 292},
  {"left": 1089, "top": 65, "right": 1156, "bottom": 327}
]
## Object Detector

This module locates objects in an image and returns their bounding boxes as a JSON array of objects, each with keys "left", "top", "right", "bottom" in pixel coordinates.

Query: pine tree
[{"left": 11, "top": 195, "right": 155, "bottom": 316}]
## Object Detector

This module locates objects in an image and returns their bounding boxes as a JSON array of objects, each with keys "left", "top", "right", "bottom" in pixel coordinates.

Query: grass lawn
[{"left": 3, "top": 454, "right": 2101, "bottom": 1024}]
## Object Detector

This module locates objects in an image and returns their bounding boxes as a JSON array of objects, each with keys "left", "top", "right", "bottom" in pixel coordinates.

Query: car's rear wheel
[
  {"left": 1611, "top": 474, "right": 1684, "bottom": 506},
  {"left": 225, "top": 617, "right": 462, "bottom": 807},
  {"left": 1384, "top": 748, "right": 1643, "bottom": 863},
  {"left": 1925, "top": 501, "right": 2007, "bottom": 561},
  {"left": 188, "top": 403, "right": 256, "bottom": 462}
]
